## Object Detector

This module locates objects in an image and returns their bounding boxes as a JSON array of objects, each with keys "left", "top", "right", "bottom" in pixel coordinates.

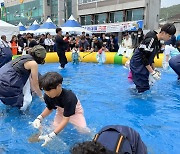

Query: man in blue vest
[{"left": 71, "top": 125, "right": 147, "bottom": 154}]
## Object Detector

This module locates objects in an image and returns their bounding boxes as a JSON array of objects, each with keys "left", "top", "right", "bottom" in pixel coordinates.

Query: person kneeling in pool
[
  {"left": 32, "top": 72, "right": 89, "bottom": 146},
  {"left": 0, "top": 45, "right": 46, "bottom": 110}
]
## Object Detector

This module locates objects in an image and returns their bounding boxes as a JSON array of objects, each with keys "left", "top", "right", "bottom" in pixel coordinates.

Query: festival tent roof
[
  {"left": 61, "top": 15, "right": 81, "bottom": 27},
  {"left": 60, "top": 15, "right": 91, "bottom": 34},
  {"left": 27, "top": 20, "right": 40, "bottom": 31},
  {"left": 35, "top": 18, "right": 57, "bottom": 35},
  {"left": 0, "top": 20, "right": 19, "bottom": 41},
  {"left": 38, "top": 18, "right": 57, "bottom": 29},
  {"left": 18, "top": 22, "right": 26, "bottom": 31}
]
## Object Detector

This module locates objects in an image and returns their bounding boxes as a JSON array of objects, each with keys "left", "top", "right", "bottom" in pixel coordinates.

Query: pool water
[{"left": 0, "top": 62, "right": 179, "bottom": 154}]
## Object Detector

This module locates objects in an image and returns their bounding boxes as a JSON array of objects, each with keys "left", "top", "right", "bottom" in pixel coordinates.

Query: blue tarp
[
  {"left": 19, "top": 25, "right": 26, "bottom": 31},
  {"left": 61, "top": 20, "right": 81, "bottom": 27},
  {"left": 39, "top": 22, "right": 57, "bottom": 29},
  {"left": 27, "top": 24, "right": 40, "bottom": 30},
  {"left": 61, "top": 15, "right": 82, "bottom": 27}
]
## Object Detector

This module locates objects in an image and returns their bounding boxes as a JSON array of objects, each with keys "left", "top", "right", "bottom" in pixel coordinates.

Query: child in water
[
  {"left": 124, "top": 60, "right": 133, "bottom": 81},
  {"left": 72, "top": 45, "right": 81, "bottom": 64},
  {"left": 96, "top": 45, "right": 107, "bottom": 64},
  {"left": 32, "top": 72, "right": 90, "bottom": 146}
]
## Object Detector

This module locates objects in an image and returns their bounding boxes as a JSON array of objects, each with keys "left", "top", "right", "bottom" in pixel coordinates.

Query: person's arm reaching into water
[
  {"left": 38, "top": 113, "right": 70, "bottom": 146},
  {"left": 54, "top": 116, "right": 69, "bottom": 134},
  {"left": 24, "top": 61, "right": 43, "bottom": 99},
  {"left": 32, "top": 107, "right": 53, "bottom": 129}
]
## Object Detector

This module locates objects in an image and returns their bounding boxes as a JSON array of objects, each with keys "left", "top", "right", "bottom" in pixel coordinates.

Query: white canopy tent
[{"left": 0, "top": 20, "right": 19, "bottom": 41}]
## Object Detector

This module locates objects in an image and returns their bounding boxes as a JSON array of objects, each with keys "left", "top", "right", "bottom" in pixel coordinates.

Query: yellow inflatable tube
[
  {"left": 13, "top": 52, "right": 163, "bottom": 67},
  {"left": 44, "top": 52, "right": 163, "bottom": 67}
]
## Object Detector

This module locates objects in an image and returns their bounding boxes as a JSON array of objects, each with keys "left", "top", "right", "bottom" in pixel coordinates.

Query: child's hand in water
[
  {"left": 32, "top": 115, "right": 43, "bottom": 129},
  {"left": 39, "top": 132, "right": 56, "bottom": 146}
]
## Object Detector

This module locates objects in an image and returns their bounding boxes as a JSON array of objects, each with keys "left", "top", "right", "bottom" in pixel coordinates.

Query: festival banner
[{"left": 83, "top": 20, "right": 144, "bottom": 33}]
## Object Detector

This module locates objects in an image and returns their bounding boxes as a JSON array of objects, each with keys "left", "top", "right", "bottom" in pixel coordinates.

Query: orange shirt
[{"left": 11, "top": 41, "right": 18, "bottom": 55}]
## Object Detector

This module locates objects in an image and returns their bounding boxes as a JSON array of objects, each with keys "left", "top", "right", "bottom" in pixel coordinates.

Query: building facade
[
  {"left": 78, "top": 0, "right": 161, "bottom": 31},
  {"left": 2, "top": 0, "right": 160, "bottom": 32},
  {"left": 3, "top": 0, "right": 77, "bottom": 26}
]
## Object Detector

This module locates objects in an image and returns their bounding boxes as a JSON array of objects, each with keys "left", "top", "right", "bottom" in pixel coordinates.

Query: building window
[
  {"left": 86, "top": 15, "right": 92, "bottom": 25},
  {"left": 126, "top": 10, "right": 132, "bottom": 21},
  {"left": 51, "top": 0, "right": 58, "bottom": 25},
  {"left": 110, "top": 11, "right": 123, "bottom": 23},
  {"left": 109, "top": 13, "right": 114, "bottom": 23},
  {"left": 126, "top": 8, "right": 144, "bottom": 21},
  {"left": 80, "top": 15, "right": 92, "bottom": 25},
  {"left": 81, "top": 16, "right": 86, "bottom": 25},
  {"left": 114, "top": 11, "right": 123, "bottom": 22},
  {"left": 78, "top": 0, "right": 83, "bottom": 4},
  {"left": 83, "top": 0, "right": 88, "bottom": 3},
  {"left": 132, "top": 8, "right": 144, "bottom": 20},
  {"left": 47, "top": 0, "right": 50, "bottom": 6},
  {"left": 79, "top": 0, "right": 101, "bottom": 4},
  {"left": 95, "top": 13, "right": 107, "bottom": 24},
  {"left": 66, "top": 0, "right": 72, "bottom": 19},
  {"left": 5, "top": 0, "right": 43, "bottom": 26}
]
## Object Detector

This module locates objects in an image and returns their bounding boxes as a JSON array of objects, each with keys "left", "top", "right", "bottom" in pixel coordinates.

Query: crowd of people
[{"left": 0, "top": 22, "right": 180, "bottom": 153}]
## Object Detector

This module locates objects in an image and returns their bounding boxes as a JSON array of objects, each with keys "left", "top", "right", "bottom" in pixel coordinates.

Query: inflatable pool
[
  {"left": 0, "top": 63, "right": 179, "bottom": 153},
  {"left": 13, "top": 52, "right": 164, "bottom": 67},
  {"left": 44, "top": 52, "right": 163, "bottom": 67}
]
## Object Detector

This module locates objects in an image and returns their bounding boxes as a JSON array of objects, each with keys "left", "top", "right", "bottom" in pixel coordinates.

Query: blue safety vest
[
  {"left": 0, "top": 55, "right": 34, "bottom": 107},
  {"left": 93, "top": 125, "right": 147, "bottom": 154},
  {"left": 0, "top": 44, "right": 12, "bottom": 68}
]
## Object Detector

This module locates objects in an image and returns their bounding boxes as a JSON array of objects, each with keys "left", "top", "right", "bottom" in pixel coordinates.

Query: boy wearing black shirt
[{"left": 32, "top": 72, "right": 89, "bottom": 146}]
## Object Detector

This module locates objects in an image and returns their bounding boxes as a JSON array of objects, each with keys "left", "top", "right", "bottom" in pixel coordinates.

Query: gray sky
[
  {"left": 161, "top": 0, "right": 180, "bottom": 8},
  {"left": 0, "top": 0, "right": 179, "bottom": 8}
]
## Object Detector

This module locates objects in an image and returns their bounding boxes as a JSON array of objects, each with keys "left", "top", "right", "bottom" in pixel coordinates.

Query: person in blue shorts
[{"left": 130, "top": 23, "right": 176, "bottom": 93}]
